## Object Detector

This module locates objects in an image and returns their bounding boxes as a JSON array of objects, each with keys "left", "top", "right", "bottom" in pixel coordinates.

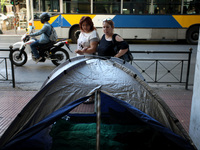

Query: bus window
[
  {"left": 37, "top": 0, "right": 60, "bottom": 12},
  {"left": 154, "top": 0, "right": 181, "bottom": 14},
  {"left": 123, "top": 0, "right": 151, "bottom": 14},
  {"left": 33, "top": 0, "right": 40, "bottom": 12},
  {"left": 93, "top": 0, "right": 120, "bottom": 14},
  {"left": 63, "top": 0, "right": 90, "bottom": 13},
  {"left": 33, "top": 0, "right": 59, "bottom": 13},
  {"left": 184, "top": 0, "right": 200, "bottom": 14}
]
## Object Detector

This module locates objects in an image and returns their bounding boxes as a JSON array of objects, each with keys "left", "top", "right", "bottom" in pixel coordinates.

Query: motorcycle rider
[{"left": 28, "top": 12, "right": 51, "bottom": 63}]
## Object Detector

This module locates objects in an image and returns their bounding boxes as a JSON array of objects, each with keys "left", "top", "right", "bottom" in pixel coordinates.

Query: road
[{"left": 0, "top": 36, "right": 198, "bottom": 90}]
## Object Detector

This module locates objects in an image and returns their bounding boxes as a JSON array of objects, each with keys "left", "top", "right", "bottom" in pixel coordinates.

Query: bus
[{"left": 27, "top": 0, "right": 200, "bottom": 44}]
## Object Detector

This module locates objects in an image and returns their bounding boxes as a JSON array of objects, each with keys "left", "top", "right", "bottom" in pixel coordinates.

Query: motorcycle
[{"left": 9, "top": 33, "right": 72, "bottom": 66}]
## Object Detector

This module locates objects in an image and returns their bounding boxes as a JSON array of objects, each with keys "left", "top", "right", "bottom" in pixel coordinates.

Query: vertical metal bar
[
  {"left": 96, "top": 90, "right": 101, "bottom": 150},
  {"left": 150, "top": 0, "right": 154, "bottom": 14},
  {"left": 91, "top": 0, "right": 93, "bottom": 14},
  {"left": 5, "top": 58, "right": 8, "bottom": 80},
  {"left": 30, "top": 0, "right": 34, "bottom": 23},
  {"left": 120, "top": 0, "right": 123, "bottom": 14},
  {"left": 26, "top": 0, "right": 30, "bottom": 23},
  {"left": 155, "top": 60, "right": 158, "bottom": 82},
  {"left": 180, "top": 60, "right": 184, "bottom": 83},
  {"left": 9, "top": 51, "right": 15, "bottom": 88},
  {"left": 39, "top": 0, "right": 41, "bottom": 12},
  {"left": 60, "top": 0, "right": 63, "bottom": 13},
  {"left": 11, "top": 59, "right": 15, "bottom": 88},
  {"left": 185, "top": 48, "right": 192, "bottom": 90},
  {"left": 181, "top": 0, "right": 184, "bottom": 14},
  {"left": 13, "top": 0, "right": 17, "bottom": 34}
]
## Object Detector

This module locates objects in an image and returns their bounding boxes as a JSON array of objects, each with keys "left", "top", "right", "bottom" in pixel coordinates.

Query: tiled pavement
[
  {"left": 0, "top": 85, "right": 193, "bottom": 138},
  {"left": 155, "top": 87, "right": 193, "bottom": 133},
  {"left": 0, "top": 91, "right": 37, "bottom": 137}
]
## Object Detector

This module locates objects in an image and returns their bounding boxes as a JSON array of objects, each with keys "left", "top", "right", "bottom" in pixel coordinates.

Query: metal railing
[
  {"left": 130, "top": 48, "right": 192, "bottom": 89},
  {"left": 0, "top": 49, "right": 15, "bottom": 88},
  {"left": 0, "top": 47, "right": 193, "bottom": 89}
]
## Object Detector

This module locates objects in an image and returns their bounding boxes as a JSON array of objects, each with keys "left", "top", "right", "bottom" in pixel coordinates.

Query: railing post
[
  {"left": 185, "top": 48, "right": 192, "bottom": 90},
  {"left": 9, "top": 49, "right": 15, "bottom": 88},
  {"left": 0, "top": 49, "right": 15, "bottom": 88},
  {"left": 155, "top": 60, "right": 158, "bottom": 82},
  {"left": 10, "top": 58, "right": 15, "bottom": 88},
  {"left": 4, "top": 58, "right": 8, "bottom": 80}
]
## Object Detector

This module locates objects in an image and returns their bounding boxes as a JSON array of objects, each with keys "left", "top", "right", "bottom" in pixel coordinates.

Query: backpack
[
  {"left": 48, "top": 25, "right": 58, "bottom": 42},
  {"left": 112, "top": 34, "right": 133, "bottom": 62}
]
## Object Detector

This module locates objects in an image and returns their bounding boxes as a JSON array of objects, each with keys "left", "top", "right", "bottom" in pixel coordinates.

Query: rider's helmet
[{"left": 40, "top": 12, "right": 50, "bottom": 23}]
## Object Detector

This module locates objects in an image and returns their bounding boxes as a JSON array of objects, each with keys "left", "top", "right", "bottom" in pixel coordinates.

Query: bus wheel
[
  {"left": 186, "top": 26, "right": 199, "bottom": 45},
  {"left": 70, "top": 26, "right": 80, "bottom": 43}
]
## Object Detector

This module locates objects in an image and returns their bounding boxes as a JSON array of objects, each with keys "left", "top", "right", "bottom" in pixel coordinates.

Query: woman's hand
[
  {"left": 114, "top": 48, "right": 128, "bottom": 58},
  {"left": 75, "top": 47, "right": 88, "bottom": 55},
  {"left": 75, "top": 49, "right": 84, "bottom": 55},
  {"left": 82, "top": 47, "right": 88, "bottom": 53}
]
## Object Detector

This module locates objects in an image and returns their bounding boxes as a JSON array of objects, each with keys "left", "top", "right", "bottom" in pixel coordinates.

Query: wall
[{"left": 189, "top": 28, "right": 200, "bottom": 150}]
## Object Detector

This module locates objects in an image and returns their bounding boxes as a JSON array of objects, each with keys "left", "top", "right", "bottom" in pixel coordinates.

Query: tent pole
[{"left": 96, "top": 90, "right": 101, "bottom": 150}]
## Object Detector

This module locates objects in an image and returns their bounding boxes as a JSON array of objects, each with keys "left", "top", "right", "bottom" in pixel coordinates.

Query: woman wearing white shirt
[{"left": 75, "top": 16, "right": 99, "bottom": 55}]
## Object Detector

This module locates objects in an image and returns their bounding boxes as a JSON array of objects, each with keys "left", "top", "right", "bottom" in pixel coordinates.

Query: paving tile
[
  {"left": 156, "top": 88, "right": 192, "bottom": 133},
  {"left": 0, "top": 91, "right": 37, "bottom": 137}
]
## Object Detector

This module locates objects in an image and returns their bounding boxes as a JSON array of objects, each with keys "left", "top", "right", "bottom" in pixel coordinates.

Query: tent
[{"left": 0, "top": 56, "right": 196, "bottom": 150}]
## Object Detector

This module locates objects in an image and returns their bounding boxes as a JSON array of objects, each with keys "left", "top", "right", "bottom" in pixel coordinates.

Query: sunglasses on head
[{"left": 103, "top": 18, "right": 112, "bottom": 22}]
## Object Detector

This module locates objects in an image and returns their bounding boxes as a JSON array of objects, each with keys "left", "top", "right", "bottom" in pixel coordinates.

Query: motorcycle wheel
[
  {"left": 51, "top": 48, "right": 69, "bottom": 66},
  {"left": 9, "top": 49, "right": 28, "bottom": 66}
]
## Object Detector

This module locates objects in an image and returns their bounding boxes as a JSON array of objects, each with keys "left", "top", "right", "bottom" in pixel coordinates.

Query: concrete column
[{"left": 189, "top": 27, "right": 200, "bottom": 150}]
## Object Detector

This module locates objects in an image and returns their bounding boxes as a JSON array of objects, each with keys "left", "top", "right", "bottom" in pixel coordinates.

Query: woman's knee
[{"left": 30, "top": 41, "right": 39, "bottom": 47}]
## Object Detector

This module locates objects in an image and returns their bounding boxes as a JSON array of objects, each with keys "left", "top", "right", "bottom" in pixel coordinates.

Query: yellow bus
[{"left": 27, "top": 0, "right": 200, "bottom": 44}]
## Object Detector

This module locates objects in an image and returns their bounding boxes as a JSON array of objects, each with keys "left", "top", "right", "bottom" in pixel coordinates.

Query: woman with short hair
[{"left": 75, "top": 16, "right": 99, "bottom": 55}]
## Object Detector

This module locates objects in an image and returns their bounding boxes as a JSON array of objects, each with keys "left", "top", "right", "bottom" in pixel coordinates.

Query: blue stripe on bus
[
  {"left": 52, "top": 15, "right": 71, "bottom": 27},
  {"left": 112, "top": 15, "right": 182, "bottom": 28}
]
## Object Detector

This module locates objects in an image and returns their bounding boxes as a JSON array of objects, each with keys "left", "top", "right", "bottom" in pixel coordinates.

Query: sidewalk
[
  {"left": 0, "top": 82, "right": 193, "bottom": 138},
  {"left": 153, "top": 85, "right": 193, "bottom": 133},
  {"left": 0, "top": 29, "right": 26, "bottom": 36}
]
